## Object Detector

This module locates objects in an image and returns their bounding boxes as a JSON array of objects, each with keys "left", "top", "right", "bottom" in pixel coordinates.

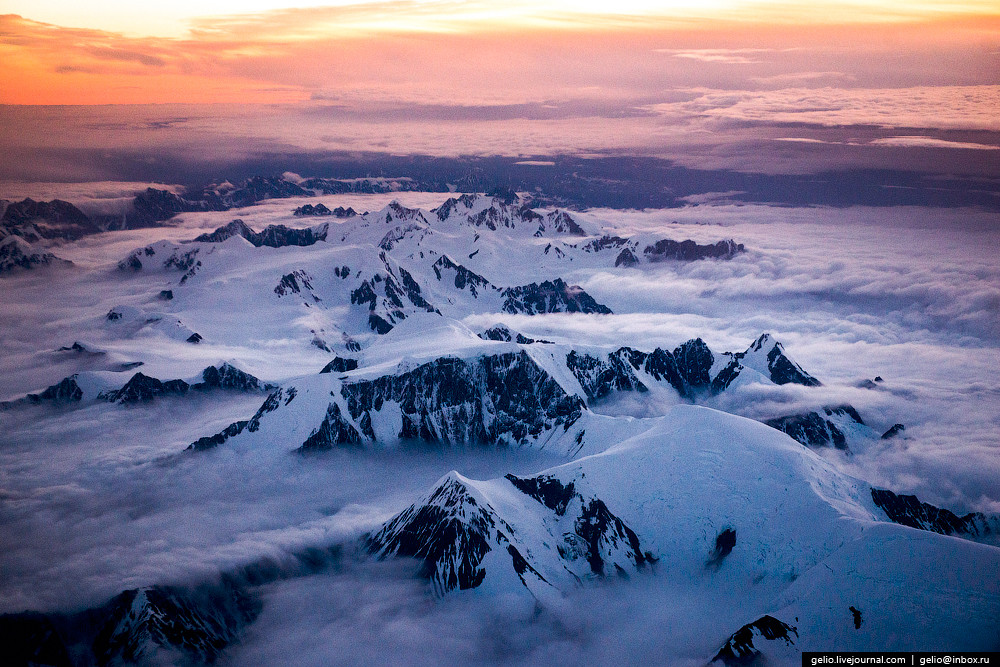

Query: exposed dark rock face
[
  {"left": 189, "top": 420, "right": 249, "bottom": 452},
  {"left": 274, "top": 270, "right": 314, "bottom": 297},
  {"left": 566, "top": 349, "right": 649, "bottom": 401},
  {"left": 300, "top": 403, "right": 362, "bottom": 451},
  {"left": 479, "top": 324, "right": 552, "bottom": 345},
  {"left": 192, "top": 220, "right": 328, "bottom": 248},
  {"left": 474, "top": 203, "right": 541, "bottom": 231},
  {"left": 432, "top": 255, "right": 494, "bottom": 297},
  {"left": 299, "top": 176, "right": 435, "bottom": 196},
  {"left": 0, "top": 544, "right": 344, "bottom": 667},
  {"left": 714, "top": 334, "right": 821, "bottom": 391},
  {"left": 116, "top": 244, "right": 203, "bottom": 277},
  {"left": 187, "top": 388, "right": 288, "bottom": 451},
  {"left": 158, "top": 289, "right": 173, "bottom": 300},
  {"left": 1, "top": 198, "right": 97, "bottom": 241},
  {"left": 506, "top": 471, "right": 648, "bottom": 577},
  {"left": 542, "top": 210, "right": 586, "bottom": 236},
  {"left": 564, "top": 340, "right": 715, "bottom": 402},
  {"left": 432, "top": 194, "right": 547, "bottom": 233},
  {"left": 99, "top": 373, "right": 190, "bottom": 404},
  {"left": 501, "top": 278, "right": 612, "bottom": 315},
  {"left": 94, "top": 365, "right": 268, "bottom": 406},
  {"left": 369, "top": 471, "right": 647, "bottom": 596},
  {"left": 340, "top": 352, "right": 585, "bottom": 447},
  {"left": 672, "top": 338, "right": 714, "bottom": 390},
  {"left": 378, "top": 222, "right": 427, "bottom": 251},
  {"left": 38, "top": 376, "right": 86, "bottom": 402},
  {"left": 767, "top": 412, "right": 845, "bottom": 449},
  {"left": 707, "top": 528, "right": 737, "bottom": 568},
  {"left": 196, "top": 363, "right": 272, "bottom": 392},
  {"left": 186, "top": 333, "right": 203, "bottom": 344},
  {"left": 850, "top": 606, "right": 863, "bottom": 629},
  {"left": 191, "top": 219, "right": 255, "bottom": 244},
  {"left": 219, "top": 176, "right": 312, "bottom": 209},
  {"left": 2, "top": 198, "right": 91, "bottom": 227},
  {"left": 712, "top": 615, "right": 797, "bottom": 666},
  {"left": 254, "top": 224, "right": 328, "bottom": 248},
  {"left": 871, "top": 488, "right": 999, "bottom": 539},
  {"left": 0, "top": 236, "right": 68, "bottom": 273},
  {"left": 710, "top": 359, "right": 743, "bottom": 394},
  {"left": 320, "top": 357, "right": 359, "bottom": 374},
  {"left": 1, "top": 374, "right": 88, "bottom": 409},
  {"left": 574, "top": 498, "right": 647, "bottom": 575},
  {"left": 92, "top": 582, "right": 260, "bottom": 666},
  {"left": 293, "top": 203, "right": 332, "bottom": 216},
  {"left": 376, "top": 201, "right": 428, "bottom": 226},
  {"left": 583, "top": 235, "right": 630, "bottom": 253},
  {"left": 3, "top": 175, "right": 432, "bottom": 243},
  {"left": 351, "top": 255, "right": 439, "bottom": 333},
  {"left": 189, "top": 352, "right": 585, "bottom": 453},
  {"left": 614, "top": 248, "right": 639, "bottom": 267},
  {"left": 505, "top": 474, "right": 576, "bottom": 515},
  {"left": 368, "top": 475, "right": 495, "bottom": 593},
  {"left": 644, "top": 238, "right": 744, "bottom": 262},
  {"left": 126, "top": 188, "right": 226, "bottom": 228},
  {"left": 881, "top": 424, "right": 905, "bottom": 439},
  {"left": 433, "top": 194, "right": 480, "bottom": 221},
  {"left": 765, "top": 406, "right": 863, "bottom": 450},
  {"left": 765, "top": 342, "right": 820, "bottom": 386},
  {"left": 57, "top": 341, "right": 100, "bottom": 354}
]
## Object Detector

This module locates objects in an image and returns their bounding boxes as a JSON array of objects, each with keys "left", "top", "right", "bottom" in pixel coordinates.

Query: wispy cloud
[
  {"left": 649, "top": 85, "right": 1000, "bottom": 131},
  {"left": 654, "top": 48, "right": 775, "bottom": 64},
  {"left": 750, "top": 71, "right": 855, "bottom": 86},
  {"left": 870, "top": 135, "right": 1000, "bottom": 150}
]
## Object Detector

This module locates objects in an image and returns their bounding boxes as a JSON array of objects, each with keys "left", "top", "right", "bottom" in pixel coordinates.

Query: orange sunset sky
[
  {"left": 1, "top": 0, "right": 998, "bottom": 184},
  {"left": 2, "top": 1, "right": 999, "bottom": 106}
]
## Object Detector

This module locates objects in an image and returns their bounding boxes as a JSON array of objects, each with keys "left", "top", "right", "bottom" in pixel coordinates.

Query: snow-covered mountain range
[{"left": 1, "top": 189, "right": 997, "bottom": 666}]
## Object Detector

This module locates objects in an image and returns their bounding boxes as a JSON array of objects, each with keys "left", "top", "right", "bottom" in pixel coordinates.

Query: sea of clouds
[{"left": 0, "top": 194, "right": 997, "bottom": 663}]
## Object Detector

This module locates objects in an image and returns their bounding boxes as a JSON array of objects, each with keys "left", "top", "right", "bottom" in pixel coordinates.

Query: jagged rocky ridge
[
  {"left": 501, "top": 278, "right": 612, "bottom": 315},
  {"left": 0, "top": 198, "right": 99, "bottom": 242},
  {"left": 645, "top": 238, "right": 744, "bottom": 262},
  {"left": 186, "top": 333, "right": 885, "bottom": 457},
  {"left": 0, "top": 176, "right": 443, "bottom": 241},
  {"left": 562, "top": 334, "right": 817, "bottom": 404},
  {"left": 350, "top": 253, "right": 439, "bottom": 333},
  {"left": 292, "top": 203, "right": 357, "bottom": 217},
  {"left": 100, "top": 364, "right": 274, "bottom": 404},
  {"left": 711, "top": 615, "right": 798, "bottom": 666},
  {"left": 360, "top": 402, "right": 1000, "bottom": 667},
  {"left": 367, "top": 470, "right": 649, "bottom": 597},
  {"left": 0, "top": 546, "right": 343, "bottom": 667},
  {"left": 478, "top": 324, "right": 552, "bottom": 345},
  {"left": 764, "top": 405, "right": 867, "bottom": 451},
  {"left": 0, "top": 236, "right": 69, "bottom": 274},
  {"left": 190, "top": 219, "right": 329, "bottom": 247},
  {"left": 871, "top": 488, "right": 1000, "bottom": 540},
  {"left": 308, "top": 351, "right": 585, "bottom": 450},
  {"left": 106, "top": 193, "right": 748, "bottom": 343},
  {"left": 430, "top": 254, "right": 613, "bottom": 317},
  {"left": 712, "top": 333, "right": 820, "bottom": 391},
  {"left": 350, "top": 251, "right": 612, "bottom": 334},
  {"left": 190, "top": 350, "right": 588, "bottom": 453},
  {"left": 430, "top": 194, "right": 588, "bottom": 237},
  {"left": 1, "top": 363, "right": 272, "bottom": 409}
]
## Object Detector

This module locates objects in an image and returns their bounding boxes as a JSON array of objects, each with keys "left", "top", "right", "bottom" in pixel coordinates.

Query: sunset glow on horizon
[
  {"left": 1, "top": 0, "right": 997, "bottom": 182},
  {"left": 5, "top": 0, "right": 1000, "bottom": 38},
  {"left": 2, "top": 1, "right": 999, "bottom": 106}
]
